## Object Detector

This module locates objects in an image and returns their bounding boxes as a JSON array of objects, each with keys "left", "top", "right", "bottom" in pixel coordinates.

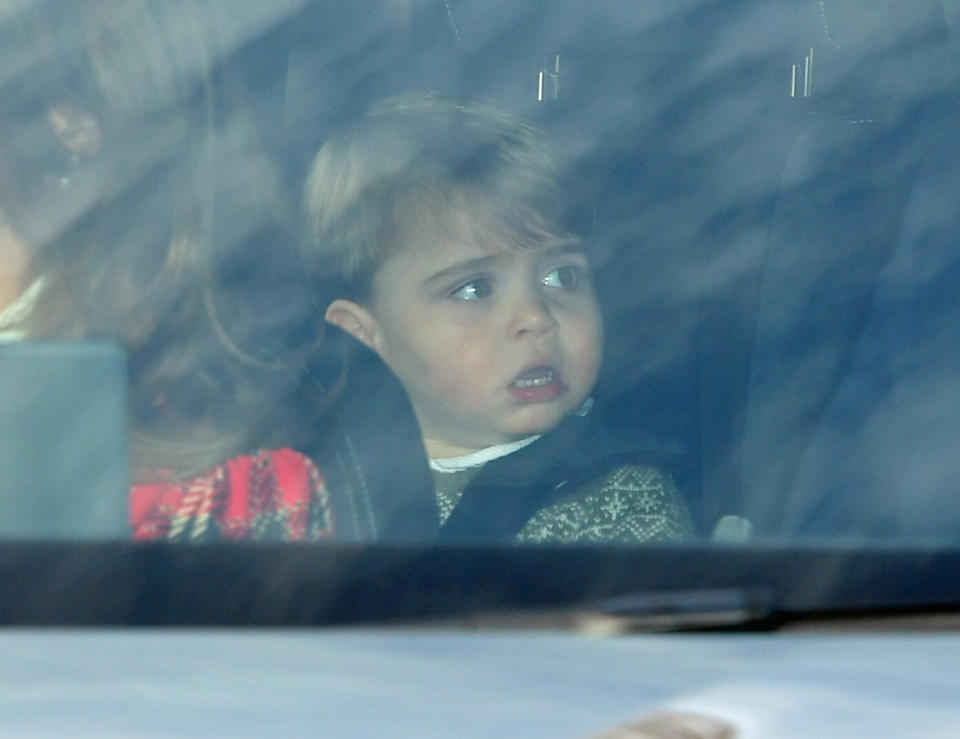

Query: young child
[{"left": 302, "top": 93, "right": 691, "bottom": 543}]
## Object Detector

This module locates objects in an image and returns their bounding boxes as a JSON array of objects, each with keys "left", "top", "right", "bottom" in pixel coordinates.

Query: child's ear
[{"left": 325, "top": 299, "right": 381, "bottom": 351}]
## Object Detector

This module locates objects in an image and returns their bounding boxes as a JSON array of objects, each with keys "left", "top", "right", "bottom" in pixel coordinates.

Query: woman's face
[
  {"left": 46, "top": 104, "right": 103, "bottom": 157},
  {"left": 0, "top": 103, "right": 102, "bottom": 311}
]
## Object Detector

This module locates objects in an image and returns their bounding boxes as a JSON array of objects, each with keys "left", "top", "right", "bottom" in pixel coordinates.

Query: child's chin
[{"left": 507, "top": 408, "right": 572, "bottom": 437}]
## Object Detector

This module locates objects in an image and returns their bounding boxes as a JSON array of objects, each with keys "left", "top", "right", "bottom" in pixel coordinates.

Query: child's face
[{"left": 330, "top": 232, "right": 603, "bottom": 457}]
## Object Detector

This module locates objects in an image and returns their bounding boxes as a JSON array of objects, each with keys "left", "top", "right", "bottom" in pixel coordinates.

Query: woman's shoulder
[
  {"left": 130, "top": 448, "right": 334, "bottom": 542},
  {"left": 517, "top": 463, "right": 693, "bottom": 544}
]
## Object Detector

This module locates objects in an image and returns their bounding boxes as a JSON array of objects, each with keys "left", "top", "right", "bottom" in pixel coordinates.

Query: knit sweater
[
  {"left": 434, "top": 414, "right": 693, "bottom": 544},
  {"left": 434, "top": 462, "right": 689, "bottom": 543}
]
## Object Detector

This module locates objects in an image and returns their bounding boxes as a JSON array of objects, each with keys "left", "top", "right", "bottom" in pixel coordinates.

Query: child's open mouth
[{"left": 509, "top": 365, "right": 567, "bottom": 402}]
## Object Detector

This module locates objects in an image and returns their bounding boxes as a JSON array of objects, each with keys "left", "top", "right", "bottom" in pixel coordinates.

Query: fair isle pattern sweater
[{"left": 432, "top": 462, "right": 690, "bottom": 543}]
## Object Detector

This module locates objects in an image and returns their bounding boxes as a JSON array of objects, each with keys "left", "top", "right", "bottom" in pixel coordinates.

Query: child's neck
[{"left": 424, "top": 438, "right": 482, "bottom": 460}]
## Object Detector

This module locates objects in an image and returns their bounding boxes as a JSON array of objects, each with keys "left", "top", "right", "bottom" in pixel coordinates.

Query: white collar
[{"left": 429, "top": 435, "right": 541, "bottom": 473}]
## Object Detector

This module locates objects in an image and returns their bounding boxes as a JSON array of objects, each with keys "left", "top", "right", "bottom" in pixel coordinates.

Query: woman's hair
[
  {"left": 301, "top": 92, "right": 579, "bottom": 304},
  {"left": 0, "top": 1, "right": 322, "bottom": 478}
]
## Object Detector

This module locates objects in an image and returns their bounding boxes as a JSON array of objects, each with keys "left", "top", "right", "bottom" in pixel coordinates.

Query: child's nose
[{"left": 509, "top": 291, "right": 558, "bottom": 338}]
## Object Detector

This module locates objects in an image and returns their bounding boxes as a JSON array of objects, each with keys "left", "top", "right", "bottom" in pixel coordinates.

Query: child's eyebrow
[
  {"left": 543, "top": 244, "right": 588, "bottom": 259},
  {"left": 422, "top": 253, "right": 504, "bottom": 287}
]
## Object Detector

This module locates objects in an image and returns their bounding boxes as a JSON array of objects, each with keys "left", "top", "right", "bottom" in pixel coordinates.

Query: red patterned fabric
[{"left": 130, "top": 448, "right": 335, "bottom": 542}]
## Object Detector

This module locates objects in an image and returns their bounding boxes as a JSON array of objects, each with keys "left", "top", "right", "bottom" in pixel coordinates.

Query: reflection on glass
[{"left": 0, "top": 0, "right": 956, "bottom": 546}]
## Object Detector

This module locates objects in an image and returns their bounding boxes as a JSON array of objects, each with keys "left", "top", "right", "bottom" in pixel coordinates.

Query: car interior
[{"left": 1, "top": 0, "right": 959, "bottom": 626}]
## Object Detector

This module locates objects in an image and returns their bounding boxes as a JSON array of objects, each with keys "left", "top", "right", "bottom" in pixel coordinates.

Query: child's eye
[
  {"left": 450, "top": 278, "right": 493, "bottom": 300},
  {"left": 541, "top": 265, "right": 582, "bottom": 289}
]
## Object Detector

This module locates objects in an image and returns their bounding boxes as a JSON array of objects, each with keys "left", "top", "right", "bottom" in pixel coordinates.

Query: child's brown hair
[{"left": 301, "top": 92, "right": 579, "bottom": 304}]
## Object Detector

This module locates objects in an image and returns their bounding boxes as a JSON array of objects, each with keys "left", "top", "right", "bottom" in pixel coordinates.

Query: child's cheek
[
  {"left": 567, "top": 310, "right": 604, "bottom": 390},
  {"left": 410, "top": 331, "right": 488, "bottom": 403},
  {"left": 441, "top": 354, "right": 494, "bottom": 407}
]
